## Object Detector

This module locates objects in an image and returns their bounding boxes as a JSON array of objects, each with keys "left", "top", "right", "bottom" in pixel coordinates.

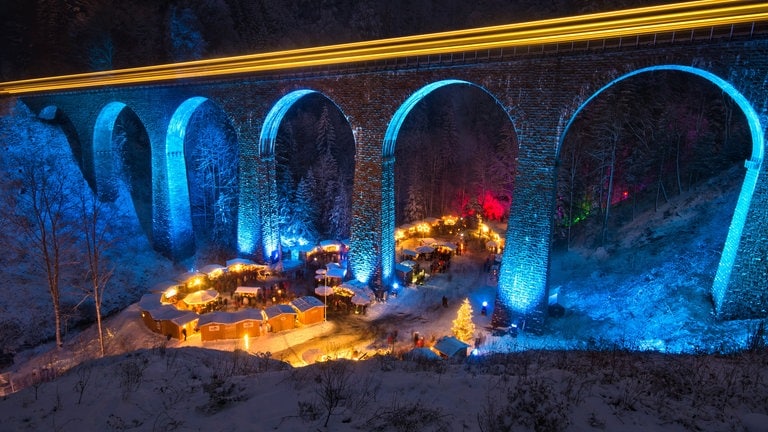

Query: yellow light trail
[{"left": 1, "top": 0, "right": 766, "bottom": 95}]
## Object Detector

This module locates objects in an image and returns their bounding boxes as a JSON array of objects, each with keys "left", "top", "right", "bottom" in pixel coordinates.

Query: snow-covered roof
[
  {"left": 138, "top": 293, "right": 164, "bottom": 311},
  {"left": 433, "top": 336, "right": 470, "bottom": 357},
  {"left": 403, "top": 347, "right": 440, "bottom": 360},
  {"left": 169, "top": 312, "right": 200, "bottom": 326},
  {"left": 263, "top": 304, "right": 296, "bottom": 319},
  {"left": 150, "top": 280, "right": 182, "bottom": 293},
  {"left": 144, "top": 305, "right": 198, "bottom": 325},
  {"left": 290, "top": 296, "right": 325, "bottom": 312},
  {"left": 199, "top": 264, "right": 226, "bottom": 275},
  {"left": 434, "top": 241, "right": 458, "bottom": 250},
  {"left": 234, "top": 286, "right": 262, "bottom": 295},
  {"left": 226, "top": 258, "right": 255, "bottom": 267},
  {"left": 198, "top": 309, "right": 263, "bottom": 326},
  {"left": 175, "top": 271, "right": 205, "bottom": 282},
  {"left": 326, "top": 267, "right": 346, "bottom": 279},
  {"left": 395, "top": 263, "right": 413, "bottom": 273}
]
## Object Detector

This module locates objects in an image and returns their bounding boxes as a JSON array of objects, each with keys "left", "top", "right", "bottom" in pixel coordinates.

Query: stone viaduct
[{"left": 7, "top": 24, "right": 768, "bottom": 327}]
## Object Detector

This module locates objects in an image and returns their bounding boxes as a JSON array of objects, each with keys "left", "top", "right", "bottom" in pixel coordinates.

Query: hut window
[
  {"left": 208, "top": 325, "right": 220, "bottom": 331},
  {"left": 243, "top": 322, "right": 254, "bottom": 328}
]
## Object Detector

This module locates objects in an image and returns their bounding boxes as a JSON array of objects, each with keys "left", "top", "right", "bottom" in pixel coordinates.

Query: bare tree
[
  {"left": 315, "top": 360, "right": 352, "bottom": 427},
  {"left": 1, "top": 122, "right": 81, "bottom": 348},
  {"left": 77, "top": 188, "right": 116, "bottom": 357}
]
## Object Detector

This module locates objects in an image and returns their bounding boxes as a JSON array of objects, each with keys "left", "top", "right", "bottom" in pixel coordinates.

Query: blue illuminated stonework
[
  {"left": 16, "top": 34, "right": 768, "bottom": 321},
  {"left": 92, "top": 101, "right": 127, "bottom": 201},
  {"left": 165, "top": 96, "right": 207, "bottom": 259},
  {"left": 560, "top": 65, "right": 765, "bottom": 320}
]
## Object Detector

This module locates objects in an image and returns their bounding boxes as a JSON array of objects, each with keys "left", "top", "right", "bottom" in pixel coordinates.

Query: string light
[{"left": 1, "top": 1, "right": 765, "bottom": 95}]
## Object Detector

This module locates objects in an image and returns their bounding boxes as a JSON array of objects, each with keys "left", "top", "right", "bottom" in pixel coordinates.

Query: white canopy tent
[
  {"left": 234, "top": 286, "right": 262, "bottom": 296},
  {"left": 182, "top": 289, "right": 219, "bottom": 305},
  {"left": 315, "top": 285, "right": 334, "bottom": 296}
]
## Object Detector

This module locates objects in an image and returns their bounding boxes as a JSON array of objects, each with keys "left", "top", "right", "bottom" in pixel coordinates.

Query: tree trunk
[
  {"left": 655, "top": 152, "right": 668, "bottom": 212},
  {"left": 675, "top": 135, "right": 683, "bottom": 196},
  {"left": 53, "top": 297, "right": 63, "bottom": 348},
  {"left": 95, "top": 295, "right": 105, "bottom": 357},
  {"left": 567, "top": 146, "right": 577, "bottom": 250},
  {"left": 602, "top": 136, "right": 617, "bottom": 247}
]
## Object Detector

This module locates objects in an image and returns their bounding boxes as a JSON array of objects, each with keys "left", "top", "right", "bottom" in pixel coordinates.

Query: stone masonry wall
[{"left": 15, "top": 35, "right": 768, "bottom": 321}]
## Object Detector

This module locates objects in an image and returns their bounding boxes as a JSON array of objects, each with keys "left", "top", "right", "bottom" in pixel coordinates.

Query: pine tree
[
  {"left": 404, "top": 183, "right": 425, "bottom": 223},
  {"left": 452, "top": 298, "right": 475, "bottom": 343}
]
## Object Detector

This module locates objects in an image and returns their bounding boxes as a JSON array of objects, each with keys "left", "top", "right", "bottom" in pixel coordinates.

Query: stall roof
[
  {"left": 175, "top": 271, "right": 206, "bottom": 283},
  {"left": 404, "top": 347, "right": 440, "bottom": 360},
  {"left": 319, "top": 239, "right": 342, "bottom": 249},
  {"left": 200, "top": 264, "right": 226, "bottom": 275},
  {"left": 150, "top": 280, "right": 182, "bottom": 293},
  {"left": 138, "top": 293, "right": 163, "bottom": 311},
  {"left": 145, "top": 305, "right": 198, "bottom": 324},
  {"left": 198, "top": 309, "right": 263, "bottom": 326},
  {"left": 326, "top": 267, "right": 346, "bottom": 279},
  {"left": 226, "top": 258, "right": 255, "bottom": 267},
  {"left": 263, "top": 304, "right": 297, "bottom": 319},
  {"left": 235, "top": 286, "right": 262, "bottom": 296},
  {"left": 433, "top": 336, "right": 470, "bottom": 358},
  {"left": 395, "top": 263, "right": 413, "bottom": 273},
  {"left": 290, "top": 296, "right": 325, "bottom": 312}
]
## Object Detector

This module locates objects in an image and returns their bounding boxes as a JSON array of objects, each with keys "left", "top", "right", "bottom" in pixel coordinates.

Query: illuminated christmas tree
[{"left": 452, "top": 298, "right": 475, "bottom": 343}]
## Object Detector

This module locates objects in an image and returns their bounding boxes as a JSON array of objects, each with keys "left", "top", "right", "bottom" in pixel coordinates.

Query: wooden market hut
[
  {"left": 395, "top": 262, "right": 414, "bottom": 285},
  {"left": 262, "top": 304, "right": 297, "bottom": 332},
  {"left": 432, "top": 336, "right": 470, "bottom": 360},
  {"left": 181, "top": 289, "right": 220, "bottom": 313},
  {"left": 139, "top": 304, "right": 199, "bottom": 340},
  {"left": 325, "top": 263, "right": 346, "bottom": 286},
  {"left": 234, "top": 286, "right": 262, "bottom": 306},
  {"left": 197, "top": 309, "right": 264, "bottom": 341},
  {"left": 290, "top": 296, "right": 326, "bottom": 325}
]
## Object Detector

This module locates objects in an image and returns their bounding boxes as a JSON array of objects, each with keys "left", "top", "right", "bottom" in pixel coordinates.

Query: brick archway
[
  {"left": 382, "top": 79, "right": 518, "bottom": 286},
  {"left": 557, "top": 64, "right": 766, "bottom": 319}
]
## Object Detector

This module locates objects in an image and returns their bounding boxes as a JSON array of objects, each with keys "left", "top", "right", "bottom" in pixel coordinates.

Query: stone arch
[
  {"left": 93, "top": 102, "right": 126, "bottom": 201},
  {"left": 165, "top": 96, "right": 207, "bottom": 260},
  {"left": 557, "top": 64, "right": 765, "bottom": 317},
  {"left": 380, "top": 79, "right": 517, "bottom": 285},
  {"left": 93, "top": 101, "right": 153, "bottom": 240},
  {"left": 254, "top": 89, "right": 353, "bottom": 260}
]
